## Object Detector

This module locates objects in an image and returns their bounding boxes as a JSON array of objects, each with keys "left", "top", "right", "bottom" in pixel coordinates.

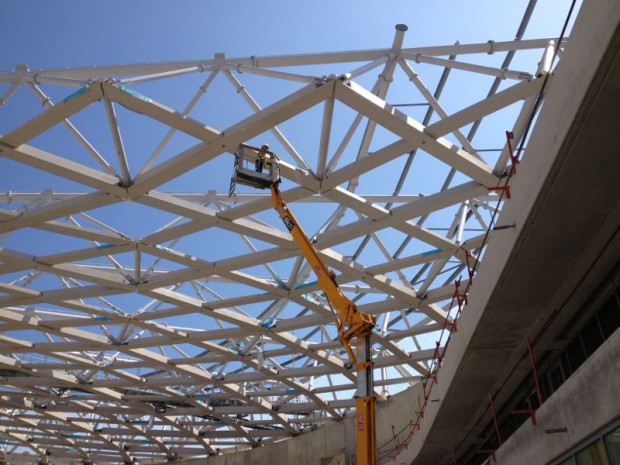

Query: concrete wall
[
  {"left": 495, "top": 328, "right": 620, "bottom": 465},
  {"left": 165, "top": 382, "right": 424, "bottom": 465}
]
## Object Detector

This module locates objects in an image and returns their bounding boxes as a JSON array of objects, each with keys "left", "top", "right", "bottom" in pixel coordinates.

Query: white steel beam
[
  {"left": 101, "top": 81, "right": 222, "bottom": 143},
  {"left": 426, "top": 78, "right": 544, "bottom": 138},
  {"left": 0, "top": 192, "right": 120, "bottom": 233},
  {"left": 221, "top": 69, "right": 311, "bottom": 171},
  {"left": 129, "top": 80, "right": 334, "bottom": 196},
  {"left": 334, "top": 81, "right": 499, "bottom": 186},
  {"left": 0, "top": 84, "right": 102, "bottom": 148},
  {"left": 0, "top": 38, "right": 559, "bottom": 83},
  {"left": 402, "top": 53, "right": 533, "bottom": 80},
  {"left": 26, "top": 83, "right": 117, "bottom": 176}
]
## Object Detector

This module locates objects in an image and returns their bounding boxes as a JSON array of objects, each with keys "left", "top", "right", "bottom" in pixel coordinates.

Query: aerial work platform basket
[{"left": 229, "top": 143, "right": 280, "bottom": 196}]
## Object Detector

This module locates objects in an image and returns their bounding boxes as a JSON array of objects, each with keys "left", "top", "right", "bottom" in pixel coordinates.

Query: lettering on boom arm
[{"left": 283, "top": 216, "right": 294, "bottom": 231}]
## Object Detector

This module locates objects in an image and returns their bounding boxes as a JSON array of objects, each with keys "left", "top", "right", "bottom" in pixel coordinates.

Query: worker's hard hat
[{"left": 261, "top": 144, "right": 269, "bottom": 150}]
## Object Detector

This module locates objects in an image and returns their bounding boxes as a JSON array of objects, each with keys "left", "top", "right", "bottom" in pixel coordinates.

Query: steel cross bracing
[{"left": 0, "top": 22, "right": 562, "bottom": 465}]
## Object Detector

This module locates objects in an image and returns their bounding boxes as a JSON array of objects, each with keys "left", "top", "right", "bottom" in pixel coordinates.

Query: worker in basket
[{"left": 256, "top": 144, "right": 268, "bottom": 172}]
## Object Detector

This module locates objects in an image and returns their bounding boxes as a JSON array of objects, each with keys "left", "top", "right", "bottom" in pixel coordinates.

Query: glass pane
[
  {"left": 598, "top": 293, "right": 620, "bottom": 339},
  {"left": 604, "top": 427, "right": 620, "bottom": 464},
  {"left": 576, "top": 439, "right": 609, "bottom": 465},
  {"left": 551, "top": 364, "right": 565, "bottom": 391},
  {"left": 582, "top": 319, "right": 604, "bottom": 357},
  {"left": 562, "top": 352, "right": 573, "bottom": 378},
  {"left": 567, "top": 337, "right": 586, "bottom": 372}
]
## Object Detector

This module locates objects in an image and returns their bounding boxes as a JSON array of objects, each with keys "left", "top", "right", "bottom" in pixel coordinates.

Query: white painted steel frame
[{"left": 0, "top": 20, "right": 561, "bottom": 465}]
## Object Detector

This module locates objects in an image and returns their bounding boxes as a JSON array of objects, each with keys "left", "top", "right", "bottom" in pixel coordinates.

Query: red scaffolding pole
[
  {"left": 488, "top": 392, "right": 503, "bottom": 446},
  {"left": 526, "top": 337, "right": 544, "bottom": 406},
  {"left": 506, "top": 130, "right": 519, "bottom": 175}
]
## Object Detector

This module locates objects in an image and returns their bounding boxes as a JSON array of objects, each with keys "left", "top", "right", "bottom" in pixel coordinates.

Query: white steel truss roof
[{"left": 0, "top": 10, "right": 567, "bottom": 465}]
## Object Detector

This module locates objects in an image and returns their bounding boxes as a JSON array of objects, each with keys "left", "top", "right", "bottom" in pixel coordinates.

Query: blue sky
[
  {"left": 0, "top": 0, "right": 579, "bottom": 201},
  {"left": 0, "top": 0, "right": 580, "bottom": 287},
  {"left": 0, "top": 7, "right": 590, "bottom": 457},
  {"left": 0, "top": 0, "right": 581, "bottom": 376},
  {"left": 2, "top": 1, "right": 574, "bottom": 71}
]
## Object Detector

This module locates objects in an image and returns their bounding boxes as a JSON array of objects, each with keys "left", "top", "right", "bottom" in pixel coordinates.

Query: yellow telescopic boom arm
[
  {"left": 270, "top": 182, "right": 376, "bottom": 465},
  {"left": 270, "top": 183, "right": 376, "bottom": 365},
  {"left": 231, "top": 144, "right": 376, "bottom": 465}
]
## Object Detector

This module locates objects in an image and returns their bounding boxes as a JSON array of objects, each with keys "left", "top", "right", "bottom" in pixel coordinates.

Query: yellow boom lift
[{"left": 230, "top": 144, "right": 377, "bottom": 465}]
